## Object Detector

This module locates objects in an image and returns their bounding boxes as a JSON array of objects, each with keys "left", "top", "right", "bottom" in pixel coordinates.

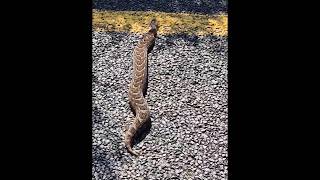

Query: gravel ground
[
  {"left": 92, "top": 31, "right": 228, "bottom": 180},
  {"left": 93, "top": 0, "right": 227, "bottom": 14}
]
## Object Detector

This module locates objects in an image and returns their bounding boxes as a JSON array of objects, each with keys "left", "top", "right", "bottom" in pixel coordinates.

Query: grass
[{"left": 93, "top": 10, "right": 228, "bottom": 36}]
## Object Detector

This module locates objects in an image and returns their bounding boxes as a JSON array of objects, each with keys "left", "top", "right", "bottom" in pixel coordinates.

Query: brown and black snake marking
[{"left": 125, "top": 19, "right": 158, "bottom": 156}]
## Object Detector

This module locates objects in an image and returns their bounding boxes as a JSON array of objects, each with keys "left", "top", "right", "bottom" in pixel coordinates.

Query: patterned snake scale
[{"left": 124, "top": 19, "right": 158, "bottom": 156}]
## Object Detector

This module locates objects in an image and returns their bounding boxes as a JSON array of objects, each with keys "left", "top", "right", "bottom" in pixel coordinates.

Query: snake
[{"left": 124, "top": 19, "right": 158, "bottom": 156}]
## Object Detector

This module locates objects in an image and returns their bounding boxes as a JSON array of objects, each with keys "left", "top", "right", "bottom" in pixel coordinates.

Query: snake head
[
  {"left": 150, "top": 19, "right": 158, "bottom": 30},
  {"left": 149, "top": 19, "right": 158, "bottom": 37}
]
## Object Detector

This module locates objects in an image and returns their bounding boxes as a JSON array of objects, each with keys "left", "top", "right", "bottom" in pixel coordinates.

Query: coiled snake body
[{"left": 125, "top": 20, "right": 158, "bottom": 156}]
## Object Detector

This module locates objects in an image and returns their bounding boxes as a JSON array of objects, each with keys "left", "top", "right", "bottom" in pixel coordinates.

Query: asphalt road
[
  {"left": 93, "top": 0, "right": 227, "bottom": 14},
  {"left": 92, "top": 31, "right": 228, "bottom": 179}
]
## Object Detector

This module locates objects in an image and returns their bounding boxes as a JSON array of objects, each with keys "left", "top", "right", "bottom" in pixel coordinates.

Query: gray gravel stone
[{"left": 92, "top": 32, "right": 228, "bottom": 179}]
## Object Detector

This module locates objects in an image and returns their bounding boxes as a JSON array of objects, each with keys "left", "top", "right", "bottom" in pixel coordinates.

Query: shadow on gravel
[
  {"left": 92, "top": 106, "right": 123, "bottom": 179},
  {"left": 92, "top": 144, "right": 118, "bottom": 179},
  {"left": 166, "top": 33, "right": 201, "bottom": 46},
  {"left": 155, "top": 33, "right": 227, "bottom": 51},
  {"left": 93, "top": 0, "right": 227, "bottom": 14}
]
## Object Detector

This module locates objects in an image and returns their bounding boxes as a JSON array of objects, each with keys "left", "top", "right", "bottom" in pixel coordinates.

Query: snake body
[{"left": 125, "top": 19, "right": 158, "bottom": 156}]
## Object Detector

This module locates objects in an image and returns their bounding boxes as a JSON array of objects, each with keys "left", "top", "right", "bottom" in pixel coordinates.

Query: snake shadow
[
  {"left": 128, "top": 42, "right": 155, "bottom": 146},
  {"left": 128, "top": 97, "right": 152, "bottom": 146}
]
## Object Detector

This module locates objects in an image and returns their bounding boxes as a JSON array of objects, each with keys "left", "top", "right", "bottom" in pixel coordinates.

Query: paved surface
[
  {"left": 92, "top": 31, "right": 228, "bottom": 179},
  {"left": 93, "top": 0, "right": 227, "bottom": 14}
]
